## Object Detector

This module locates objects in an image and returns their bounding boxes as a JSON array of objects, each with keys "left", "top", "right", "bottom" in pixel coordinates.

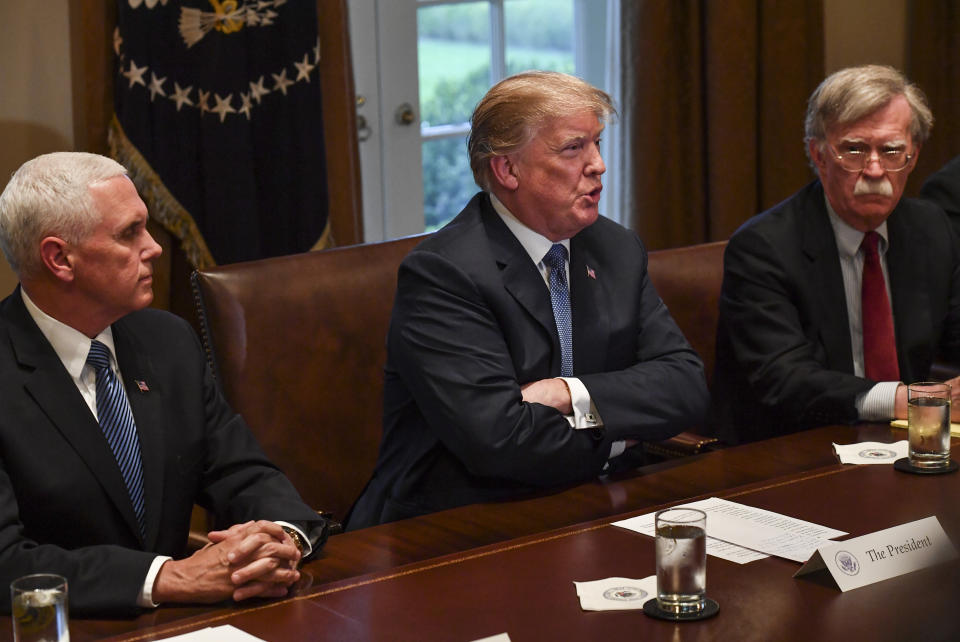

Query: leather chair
[
  {"left": 644, "top": 240, "right": 728, "bottom": 458},
  {"left": 192, "top": 235, "right": 425, "bottom": 528},
  {"left": 191, "top": 236, "right": 727, "bottom": 528}
]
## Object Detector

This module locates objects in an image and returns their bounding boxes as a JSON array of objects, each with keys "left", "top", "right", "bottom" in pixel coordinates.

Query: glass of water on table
[
  {"left": 10, "top": 574, "right": 68, "bottom": 642},
  {"left": 643, "top": 507, "right": 719, "bottom": 620},
  {"left": 907, "top": 382, "right": 953, "bottom": 470}
]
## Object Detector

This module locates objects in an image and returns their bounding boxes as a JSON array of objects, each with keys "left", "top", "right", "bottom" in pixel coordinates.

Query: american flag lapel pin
[
  {"left": 586, "top": 265, "right": 596, "bottom": 280},
  {"left": 135, "top": 380, "right": 150, "bottom": 393}
]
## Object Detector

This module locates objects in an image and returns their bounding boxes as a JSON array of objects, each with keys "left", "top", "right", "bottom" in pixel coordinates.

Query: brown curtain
[
  {"left": 68, "top": 0, "right": 362, "bottom": 315},
  {"left": 907, "top": 1, "right": 960, "bottom": 194},
  {"left": 622, "top": 1, "right": 824, "bottom": 249}
]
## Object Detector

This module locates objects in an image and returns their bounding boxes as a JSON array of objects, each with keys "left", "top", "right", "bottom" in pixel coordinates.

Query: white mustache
[{"left": 853, "top": 177, "right": 893, "bottom": 197}]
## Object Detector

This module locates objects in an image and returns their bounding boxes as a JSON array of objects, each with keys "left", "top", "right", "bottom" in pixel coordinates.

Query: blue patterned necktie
[
  {"left": 86, "top": 340, "right": 146, "bottom": 538},
  {"left": 543, "top": 243, "right": 573, "bottom": 376}
]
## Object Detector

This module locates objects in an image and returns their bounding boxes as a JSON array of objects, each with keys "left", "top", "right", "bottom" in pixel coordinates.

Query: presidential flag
[{"left": 110, "top": 0, "right": 330, "bottom": 268}]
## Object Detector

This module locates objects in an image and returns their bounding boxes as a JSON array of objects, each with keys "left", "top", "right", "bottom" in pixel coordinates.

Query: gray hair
[
  {"left": 804, "top": 65, "right": 933, "bottom": 166},
  {"left": 0, "top": 152, "right": 128, "bottom": 278},
  {"left": 468, "top": 70, "right": 617, "bottom": 191}
]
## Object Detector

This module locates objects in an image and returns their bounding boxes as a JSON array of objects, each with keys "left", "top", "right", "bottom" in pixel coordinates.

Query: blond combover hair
[
  {"left": 468, "top": 70, "right": 616, "bottom": 191},
  {"left": 0, "top": 152, "right": 128, "bottom": 278},
  {"left": 804, "top": 64, "right": 933, "bottom": 165}
]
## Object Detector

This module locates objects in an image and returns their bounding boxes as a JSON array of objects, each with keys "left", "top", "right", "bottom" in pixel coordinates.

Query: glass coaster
[
  {"left": 893, "top": 457, "right": 959, "bottom": 475},
  {"left": 642, "top": 597, "right": 719, "bottom": 622}
]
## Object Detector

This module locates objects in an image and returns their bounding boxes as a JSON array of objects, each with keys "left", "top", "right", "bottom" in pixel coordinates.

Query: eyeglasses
[{"left": 827, "top": 142, "right": 914, "bottom": 172}]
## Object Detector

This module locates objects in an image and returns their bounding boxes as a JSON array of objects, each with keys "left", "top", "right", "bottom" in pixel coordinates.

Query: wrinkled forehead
[{"left": 826, "top": 95, "right": 915, "bottom": 144}]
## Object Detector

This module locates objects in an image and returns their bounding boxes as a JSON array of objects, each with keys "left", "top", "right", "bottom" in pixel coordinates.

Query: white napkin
[
  {"left": 573, "top": 576, "right": 657, "bottom": 611},
  {"left": 833, "top": 440, "right": 907, "bottom": 464}
]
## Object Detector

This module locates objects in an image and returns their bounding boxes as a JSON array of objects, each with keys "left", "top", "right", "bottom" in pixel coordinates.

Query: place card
[{"left": 794, "top": 516, "right": 957, "bottom": 592}]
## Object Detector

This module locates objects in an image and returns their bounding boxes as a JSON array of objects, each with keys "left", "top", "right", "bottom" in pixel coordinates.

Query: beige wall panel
[
  {"left": 824, "top": 0, "right": 906, "bottom": 73},
  {"left": 0, "top": 1, "right": 73, "bottom": 294}
]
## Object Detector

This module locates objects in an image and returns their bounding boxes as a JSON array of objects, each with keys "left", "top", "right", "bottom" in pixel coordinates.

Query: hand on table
[{"left": 153, "top": 520, "right": 301, "bottom": 604}]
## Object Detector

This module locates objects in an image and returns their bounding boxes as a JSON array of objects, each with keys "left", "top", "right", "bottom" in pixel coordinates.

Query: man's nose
[{"left": 861, "top": 151, "right": 887, "bottom": 178}]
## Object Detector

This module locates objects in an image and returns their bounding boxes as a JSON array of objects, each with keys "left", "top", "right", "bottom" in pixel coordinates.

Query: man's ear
[
  {"left": 39, "top": 236, "right": 76, "bottom": 283},
  {"left": 909, "top": 142, "right": 922, "bottom": 170},
  {"left": 808, "top": 139, "right": 826, "bottom": 172},
  {"left": 489, "top": 155, "right": 520, "bottom": 191}
]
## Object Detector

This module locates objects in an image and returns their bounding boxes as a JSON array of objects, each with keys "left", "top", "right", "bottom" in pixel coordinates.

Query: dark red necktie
[{"left": 861, "top": 231, "right": 899, "bottom": 381}]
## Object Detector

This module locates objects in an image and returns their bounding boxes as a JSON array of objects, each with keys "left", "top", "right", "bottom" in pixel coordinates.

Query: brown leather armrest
[
  {"left": 186, "top": 530, "right": 211, "bottom": 552},
  {"left": 643, "top": 431, "right": 721, "bottom": 460}
]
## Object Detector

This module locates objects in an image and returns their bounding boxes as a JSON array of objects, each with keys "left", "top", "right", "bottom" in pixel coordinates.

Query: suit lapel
[
  {"left": 480, "top": 201, "right": 562, "bottom": 374},
  {"left": 800, "top": 183, "right": 856, "bottom": 373},
  {"left": 3, "top": 292, "right": 144, "bottom": 541},
  {"left": 112, "top": 318, "right": 166, "bottom": 549},
  {"left": 569, "top": 237, "right": 609, "bottom": 374},
  {"left": 885, "top": 202, "right": 928, "bottom": 382}
]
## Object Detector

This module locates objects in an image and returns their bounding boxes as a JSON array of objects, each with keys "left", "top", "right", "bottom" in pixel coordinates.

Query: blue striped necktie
[
  {"left": 543, "top": 243, "right": 573, "bottom": 376},
  {"left": 86, "top": 340, "right": 146, "bottom": 538}
]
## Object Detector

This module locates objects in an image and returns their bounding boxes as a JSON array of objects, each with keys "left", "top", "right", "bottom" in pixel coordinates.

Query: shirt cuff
[
  {"left": 275, "top": 521, "right": 312, "bottom": 557},
  {"left": 856, "top": 380, "right": 901, "bottom": 421},
  {"left": 138, "top": 555, "right": 172, "bottom": 608},
  {"left": 608, "top": 440, "right": 627, "bottom": 459},
  {"left": 560, "top": 377, "right": 598, "bottom": 428}
]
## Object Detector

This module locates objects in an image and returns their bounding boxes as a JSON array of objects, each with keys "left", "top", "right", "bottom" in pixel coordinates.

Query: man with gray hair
[
  {"left": 0, "top": 152, "right": 328, "bottom": 614},
  {"left": 711, "top": 65, "right": 960, "bottom": 445},
  {"left": 348, "top": 71, "right": 708, "bottom": 529}
]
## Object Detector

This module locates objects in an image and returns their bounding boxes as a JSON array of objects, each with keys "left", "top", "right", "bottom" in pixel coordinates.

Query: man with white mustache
[{"left": 710, "top": 65, "right": 960, "bottom": 445}]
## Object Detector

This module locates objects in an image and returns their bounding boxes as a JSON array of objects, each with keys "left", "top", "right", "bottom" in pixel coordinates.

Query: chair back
[
  {"left": 647, "top": 240, "right": 727, "bottom": 385},
  {"left": 191, "top": 235, "right": 425, "bottom": 522}
]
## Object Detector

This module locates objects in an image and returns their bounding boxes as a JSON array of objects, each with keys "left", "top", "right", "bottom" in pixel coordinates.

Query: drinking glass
[
  {"left": 655, "top": 507, "right": 706, "bottom": 615},
  {"left": 908, "top": 381, "right": 951, "bottom": 469},
  {"left": 10, "top": 574, "right": 68, "bottom": 642}
]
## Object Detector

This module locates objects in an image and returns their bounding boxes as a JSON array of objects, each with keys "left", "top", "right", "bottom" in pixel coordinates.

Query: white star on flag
[
  {"left": 294, "top": 53, "right": 315, "bottom": 82},
  {"left": 197, "top": 89, "right": 211, "bottom": 113},
  {"left": 148, "top": 73, "right": 167, "bottom": 101},
  {"left": 211, "top": 93, "right": 237, "bottom": 122},
  {"left": 272, "top": 69, "right": 294, "bottom": 95},
  {"left": 123, "top": 60, "right": 148, "bottom": 88},
  {"left": 113, "top": 27, "right": 123, "bottom": 56},
  {"left": 239, "top": 92, "right": 253, "bottom": 120},
  {"left": 170, "top": 83, "right": 194, "bottom": 111},
  {"left": 249, "top": 76, "right": 269, "bottom": 104}
]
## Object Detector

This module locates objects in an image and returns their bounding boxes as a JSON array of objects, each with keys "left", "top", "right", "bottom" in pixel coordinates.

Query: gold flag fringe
[
  {"left": 108, "top": 115, "right": 217, "bottom": 269},
  {"left": 109, "top": 115, "right": 334, "bottom": 265}
]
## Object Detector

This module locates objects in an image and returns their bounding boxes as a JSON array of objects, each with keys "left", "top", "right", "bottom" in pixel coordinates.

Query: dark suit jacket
[
  {"left": 921, "top": 154, "right": 960, "bottom": 239},
  {"left": 347, "top": 193, "right": 709, "bottom": 529},
  {"left": 0, "top": 290, "right": 327, "bottom": 614},
  {"left": 711, "top": 180, "right": 960, "bottom": 445}
]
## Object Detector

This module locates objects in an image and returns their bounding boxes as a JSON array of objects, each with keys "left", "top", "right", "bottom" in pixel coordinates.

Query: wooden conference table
[{"left": 5, "top": 423, "right": 959, "bottom": 641}]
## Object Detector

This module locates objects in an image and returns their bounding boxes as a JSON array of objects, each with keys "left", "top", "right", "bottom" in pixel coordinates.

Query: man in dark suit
[
  {"left": 0, "top": 152, "right": 328, "bottom": 614},
  {"left": 711, "top": 65, "right": 960, "bottom": 445},
  {"left": 348, "top": 71, "right": 709, "bottom": 529},
  {"left": 921, "top": 154, "right": 960, "bottom": 238}
]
